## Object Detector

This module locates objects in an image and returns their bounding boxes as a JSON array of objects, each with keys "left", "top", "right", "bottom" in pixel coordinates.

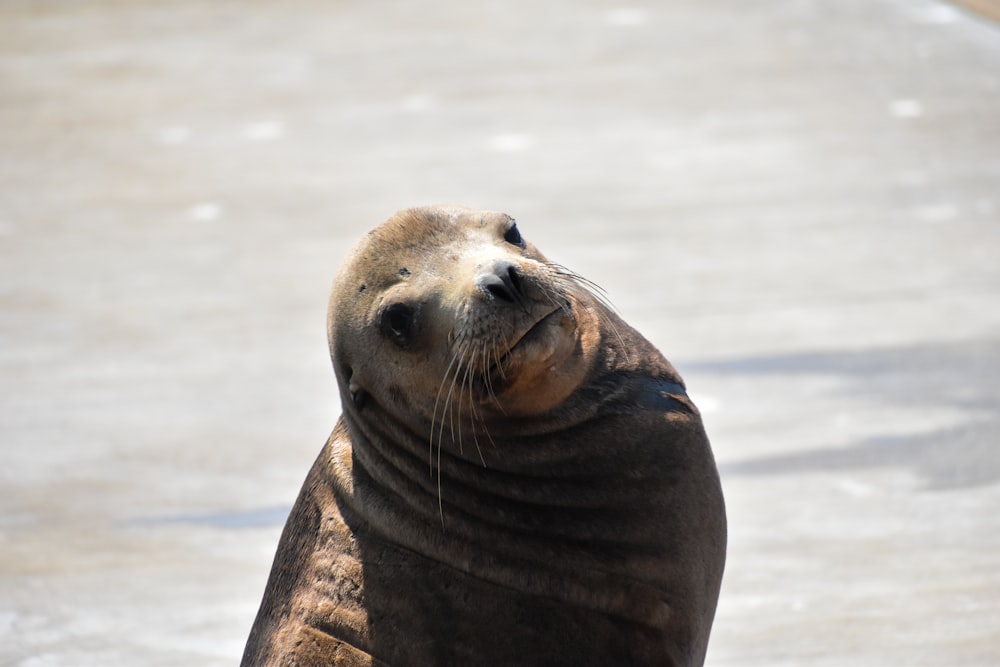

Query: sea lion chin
[{"left": 242, "top": 205, "right": 727, "bottom": 667}]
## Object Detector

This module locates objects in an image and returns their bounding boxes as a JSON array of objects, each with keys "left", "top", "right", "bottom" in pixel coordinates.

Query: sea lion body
[{"left": 243, "top": 206, "right": 726, "bottom": 666}]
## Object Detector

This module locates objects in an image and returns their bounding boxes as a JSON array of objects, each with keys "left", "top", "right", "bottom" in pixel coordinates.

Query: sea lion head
[{"left": 327, "top": 206, "right": 603, "bottom": 436}]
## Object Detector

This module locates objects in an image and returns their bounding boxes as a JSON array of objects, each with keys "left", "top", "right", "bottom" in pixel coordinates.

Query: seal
[{"left": 242, "top": 206, "right": 726, "bottom": 666}]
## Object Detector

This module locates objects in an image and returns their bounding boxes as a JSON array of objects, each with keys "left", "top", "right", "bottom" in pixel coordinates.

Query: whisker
[
  {"left": 431, "top": 343, "right": 463, "bottom": 476},
  {"left": 547, "top": 262, "right": 616, "bottom": 305},
  {"left": 548, "top": 262, "right": 631, "bottom": 364},
  {"left": 455, "top": 345, "right": 480, "bottom": 456},
  {"left": 471, "top": 365, "right": 498, "bottom": 454},
  {"left": 439, "top": 345, "right": 465, "bottom": 455},
  {"left": 436, "top": 334, "right": 471, "bottom": 530},
  {"left": 465, "top": 349, "right": 488, "bottom": 466},
  {"left": 484, "top": 338, "right": 508, "bottom": 416},
  {"left": 436, "top": 423, "right": 444, "bottom": 529},
  {"left": 537, "top": 280, "right": 569, "bottom": 312}
]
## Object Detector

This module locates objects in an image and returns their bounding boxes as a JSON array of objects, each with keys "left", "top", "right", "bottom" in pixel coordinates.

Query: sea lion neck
[
  {"left": 330, "top": 333, "right": 714, "bottom": 635},
  {"left": 340, "top": 306, "right": 663, "bottom": 478}
]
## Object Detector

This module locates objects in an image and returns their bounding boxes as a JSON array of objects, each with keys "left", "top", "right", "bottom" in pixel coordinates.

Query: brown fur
[{"left": 242, "top": 206, "right": 726, "bottom": 666}]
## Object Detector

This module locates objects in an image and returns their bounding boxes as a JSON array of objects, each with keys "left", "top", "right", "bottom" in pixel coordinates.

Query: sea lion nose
[{"left": 476, "top": 260, "right": 525, "bottom": 304}]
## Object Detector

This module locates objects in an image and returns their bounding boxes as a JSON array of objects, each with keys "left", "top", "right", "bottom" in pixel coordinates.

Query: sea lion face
[{"left": 328, "top": 206, "right": 601, "bottom": 431}]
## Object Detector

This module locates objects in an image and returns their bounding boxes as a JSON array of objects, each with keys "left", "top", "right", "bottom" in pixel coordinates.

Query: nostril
[
  {"left": 477, "top": 261, "right": 525, "bottom": 304},
  {"left": 482, "top": 274, "right": 515, "bottom": 302},
  {"left": 507, "top": 265, "right": 523, "bottom": 295}
]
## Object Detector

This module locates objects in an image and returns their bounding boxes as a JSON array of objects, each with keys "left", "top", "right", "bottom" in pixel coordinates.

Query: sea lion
[{"left": 242, "top": 206, "right": 726, "bottom": 666}]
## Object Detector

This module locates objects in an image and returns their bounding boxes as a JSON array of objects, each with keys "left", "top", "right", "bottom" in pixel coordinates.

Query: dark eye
[
  {"left": 503, "top": 223, "right": 524, "bottom": 247},
  {"left": 382, "top": 303, "right": 414, "bottom": 347}
]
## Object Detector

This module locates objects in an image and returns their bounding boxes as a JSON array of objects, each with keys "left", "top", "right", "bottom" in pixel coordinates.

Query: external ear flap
[{"left": 348, "top": 376, "right": 368, "bottom": 410}]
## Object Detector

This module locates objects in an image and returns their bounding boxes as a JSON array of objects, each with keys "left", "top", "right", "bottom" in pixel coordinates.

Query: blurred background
[{"left": 2, "top": 0, "right": 998, "bottom": 664}]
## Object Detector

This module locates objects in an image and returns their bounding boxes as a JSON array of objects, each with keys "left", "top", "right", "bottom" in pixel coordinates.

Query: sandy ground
[{"left": 2, "top": 0, "right": 999, "bottom": 665}]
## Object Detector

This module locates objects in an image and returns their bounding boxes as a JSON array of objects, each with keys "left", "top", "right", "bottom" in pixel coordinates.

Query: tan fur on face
[{"left": 328, "top": 206, "right": 601, "bottom": 429}]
